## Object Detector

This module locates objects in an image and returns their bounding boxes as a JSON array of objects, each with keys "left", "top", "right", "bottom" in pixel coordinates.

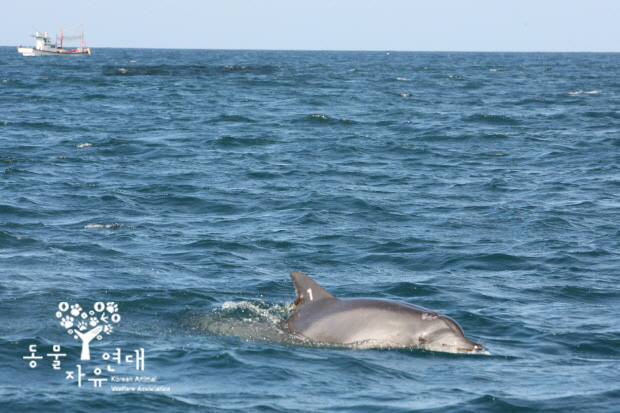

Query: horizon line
[{"left": 3, "top": 45, "right": 619, "bottom": 54}]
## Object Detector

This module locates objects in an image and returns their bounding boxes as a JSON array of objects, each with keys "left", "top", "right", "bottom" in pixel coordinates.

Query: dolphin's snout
[
  {"left": 465, "top": 339, "right": 484, "bottom": 351},
  {"left": 458, "top": 338, "right": 484, "bottom": 352}
]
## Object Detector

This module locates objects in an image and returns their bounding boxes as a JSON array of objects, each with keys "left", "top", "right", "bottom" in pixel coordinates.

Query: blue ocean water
[{"left": 1, "top": 47, "right": 619, "bottom": 412}]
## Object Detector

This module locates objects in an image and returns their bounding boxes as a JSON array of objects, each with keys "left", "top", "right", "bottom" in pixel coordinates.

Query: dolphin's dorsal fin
[{"left": 290, "top": 271, "right": 334, "bottom": 307}]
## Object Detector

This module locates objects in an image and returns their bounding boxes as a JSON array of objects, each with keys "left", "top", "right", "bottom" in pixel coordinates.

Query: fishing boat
[{"left": 17, "top": 26, "right": 90, "bottom": 56}]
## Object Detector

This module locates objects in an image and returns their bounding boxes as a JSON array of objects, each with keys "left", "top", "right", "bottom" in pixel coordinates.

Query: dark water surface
[{"left": 1, "top": 48, "right": 619, "bottom": 411}]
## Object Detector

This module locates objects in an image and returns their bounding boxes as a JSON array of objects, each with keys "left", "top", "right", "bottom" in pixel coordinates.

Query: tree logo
[{"left": 57, "top": 302, "right": 121, "bottom": 360}]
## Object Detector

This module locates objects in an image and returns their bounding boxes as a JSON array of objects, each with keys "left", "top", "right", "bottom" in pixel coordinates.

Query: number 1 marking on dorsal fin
[{"left": 307, "top": 288, "right": 313, "bottom": 301}]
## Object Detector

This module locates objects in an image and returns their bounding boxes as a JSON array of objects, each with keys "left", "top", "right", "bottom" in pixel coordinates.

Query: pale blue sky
[{"left": 2, "top": 0, "right": 619, "bottom": 52}]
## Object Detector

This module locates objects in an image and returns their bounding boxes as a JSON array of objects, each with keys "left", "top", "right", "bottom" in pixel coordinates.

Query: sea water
[{"left": 1, "top": 48, "right": 619, "bottom": 412}]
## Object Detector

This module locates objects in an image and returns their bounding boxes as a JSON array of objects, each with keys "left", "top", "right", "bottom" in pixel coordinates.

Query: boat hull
[{"left": 17, "top": 46, "right": 90, "bottom": 56}]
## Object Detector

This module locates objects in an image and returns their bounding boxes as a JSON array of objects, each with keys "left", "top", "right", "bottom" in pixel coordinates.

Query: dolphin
[{"left": 282, "top": 271, "right": 484, "bottom": 353}]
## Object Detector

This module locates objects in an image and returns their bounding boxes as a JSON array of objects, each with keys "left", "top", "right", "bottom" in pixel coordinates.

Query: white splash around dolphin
[{"left": 196, "top": 272, "right": 487, "bottom": 354}]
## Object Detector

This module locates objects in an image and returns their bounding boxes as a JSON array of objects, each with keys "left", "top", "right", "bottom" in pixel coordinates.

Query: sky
[{"left": 2, "top": 0, "right": 620, "bottom": 52}]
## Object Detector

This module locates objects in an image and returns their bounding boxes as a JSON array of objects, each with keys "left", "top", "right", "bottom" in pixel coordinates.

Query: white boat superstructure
[{"left": 18, "top": 26, "right": 90, "bottom": 56}]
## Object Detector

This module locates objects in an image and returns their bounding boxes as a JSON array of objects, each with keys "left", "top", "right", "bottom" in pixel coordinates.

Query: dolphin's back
[
  {"left": 285, "top": 298, "right": 433, "bottom": 346},
  {"left": 282, "top": 271, "right": 482, "bottom": 352}
]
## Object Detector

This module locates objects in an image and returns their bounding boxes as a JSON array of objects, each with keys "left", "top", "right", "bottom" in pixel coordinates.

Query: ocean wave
[
  {"left": 0, "top": 204, "right": 44, "bottom": 218},
  {"left": 566, "top": 90, "right": 601, "bottom": 95},
  {"left": 5, "top": 120, "right": 74, "bottom": 132},
  {"left": 103, "top": 64, "right": 280, "bottom": 77},
  {"left": 380, "top": 282, "right": 442, "bottom": 298},
  {"left": 584, "top": 111, "right": 620, "bottom": 119},
  {"left": 442, "top": 253, "right": 533, "bottom": 271},
  {"left": 206, "top": 114, "right": 256, "bottom": 124},
  {"left": 214, "top": 135, "right": 277, "bottom": 147},
  {"left": 294, "top": 114, "right": 361, "bottom": 125},
  {"left": 185, "top": 239, "right": 256, "bottom": 252},
  {"left": 465, "top": 113, "right": 520, "bottom": 125},
  {"left": 0, "top": 230, "right": 37, "bottom": 247},
  {"left": 84, "top": 223, "right": 138, "bottom": 230}
]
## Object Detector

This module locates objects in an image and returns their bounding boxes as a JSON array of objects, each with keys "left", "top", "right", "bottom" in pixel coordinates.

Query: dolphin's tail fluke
[{"left": 290, "top": 271, "right": 335, "bottom": 308}]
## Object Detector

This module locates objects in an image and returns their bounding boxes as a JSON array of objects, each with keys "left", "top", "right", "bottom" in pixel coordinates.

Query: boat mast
[{"left": 80, "top": 29, "right": 86, "bottom": 51}]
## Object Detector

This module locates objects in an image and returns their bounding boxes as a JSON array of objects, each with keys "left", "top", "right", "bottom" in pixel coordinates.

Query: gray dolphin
[{"left": 282, "top": 271, "right": 484, "bottom": 353}]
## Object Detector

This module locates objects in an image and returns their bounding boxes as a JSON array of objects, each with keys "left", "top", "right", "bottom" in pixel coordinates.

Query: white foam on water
[
  {"left": 84, "top": 223, "right": 137, "bottom": 229},
  {"left": 310, "top": 114, "right": 329, "bottom": 120},
  {"left": 195, "top": 301, "right": 291, "bottom": 343},
  {"left": 566, "top": 90, "right": 600, "bottom": 95},
  {"left": 221, "top": 300, "right": 284, "bottom": 325},
  {"left": 416, "top": 341, "right": 490, "bottom": 354}
]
